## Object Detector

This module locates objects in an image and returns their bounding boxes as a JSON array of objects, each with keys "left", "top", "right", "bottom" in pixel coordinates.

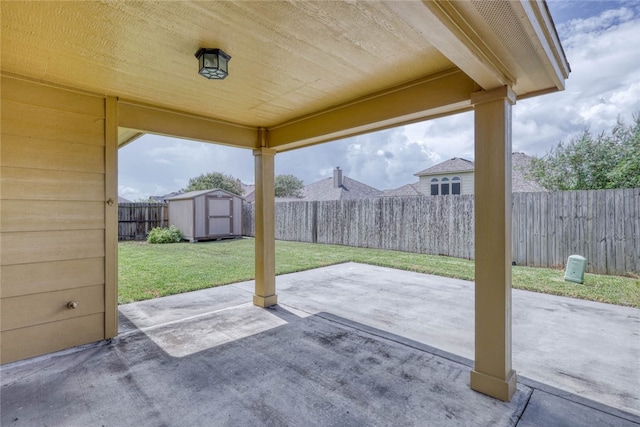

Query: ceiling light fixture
[{"left": 195, "top": 48, "right": 231, "bottom": 80}]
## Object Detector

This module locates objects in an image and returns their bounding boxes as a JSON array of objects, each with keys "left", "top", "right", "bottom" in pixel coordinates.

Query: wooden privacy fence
[
  {"left": 243, "top": 196, "right": 475, "bottom": 260},
  {"left": 512, "top": 189, "right": 639, "bottom": 275},
  {"left": 242, "top": 189, "right": 640, "bottom": 275},
  {"left": 118, "top": 203, "right": 168, "bottom": 240}
]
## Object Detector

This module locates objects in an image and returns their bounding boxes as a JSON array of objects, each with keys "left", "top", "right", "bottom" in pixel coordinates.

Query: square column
[
  {"left": 470, "top": 86, "right": 517, "bottom": 401},
  {"left": 253, "top": 147, "right": 278, "bottom": 307}
]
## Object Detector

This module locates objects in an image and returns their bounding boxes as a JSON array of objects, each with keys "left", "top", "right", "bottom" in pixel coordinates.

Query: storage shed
[{"left": 167, "top": 189, "right": 243, "bottom": 242}]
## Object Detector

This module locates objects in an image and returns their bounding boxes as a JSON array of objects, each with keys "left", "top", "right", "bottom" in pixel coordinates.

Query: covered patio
[
  {"left": 2, "top": 264, "right": 639, "bottom": 425},
  {"left": 1, "top": 0, "right": 572, "bottom": 405}
]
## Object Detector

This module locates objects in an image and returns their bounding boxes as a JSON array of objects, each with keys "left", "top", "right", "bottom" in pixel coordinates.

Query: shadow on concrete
[{"left": 2, "top": 303, "right": 638, "bottom": 426}]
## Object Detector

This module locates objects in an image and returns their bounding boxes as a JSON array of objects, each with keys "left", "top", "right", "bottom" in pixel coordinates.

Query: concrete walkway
[{"left": 2, "top": 263, "right": 639, "bottom": 426}]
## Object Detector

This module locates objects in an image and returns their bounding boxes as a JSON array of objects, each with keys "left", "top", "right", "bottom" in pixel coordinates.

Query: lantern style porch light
[{"left": 195, "top": 48, "right": 231, "bottom": 80}]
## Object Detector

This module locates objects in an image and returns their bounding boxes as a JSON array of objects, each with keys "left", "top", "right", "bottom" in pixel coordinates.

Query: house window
[
  {"left": 430, "top": 178, "right": 439, "bottom": 196},
  {"left": 441, "top": 177, "right": 450, "bottom": 195},
  {"left": 452, "top": 176, "right": 461, "bottom": 195},
  {"left": 440, "top": 178, "right": 449, "bottom": 196}
]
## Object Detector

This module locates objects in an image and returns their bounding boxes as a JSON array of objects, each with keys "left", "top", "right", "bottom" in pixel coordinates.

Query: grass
[{"left": 118, "top": 238, "right": 640, "bottom": 308}]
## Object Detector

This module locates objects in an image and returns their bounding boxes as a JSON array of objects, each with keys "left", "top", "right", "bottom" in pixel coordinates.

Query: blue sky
[{"left": 119, "top": 1, "right": 640, "bottom": 201}]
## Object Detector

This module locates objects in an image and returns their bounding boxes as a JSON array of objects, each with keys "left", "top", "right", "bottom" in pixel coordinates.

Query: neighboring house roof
[
  {"left": 512, "top": 152, "right": 547, "bottom": 193},
  {"left": 241, "top": 183, "right": 256, "bottom": 203},
  {"left": 303, "top": 176, "right": 382, "bottom": 201},
  {"left": 279, "top": 169, "right": 382, "bottom": 202},
  {"left": 381, "top": 182, "right": 422, "bottom": 197},
  {"left": 414, "top": 157, "right": 475, "bottom": 176},
  {"left": 385, "top": 152, "right": 545, "bottom": 195},
  {"left": 150, "top": 191, "right": 182, "bottom": 203},
  {"left": 118, "top": 196, "right": 132, "bottom": 203}
]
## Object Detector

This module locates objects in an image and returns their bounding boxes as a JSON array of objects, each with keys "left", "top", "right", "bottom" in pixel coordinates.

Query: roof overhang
[{"left": 1, "top": 1, "right": 569, "bottom": 151}]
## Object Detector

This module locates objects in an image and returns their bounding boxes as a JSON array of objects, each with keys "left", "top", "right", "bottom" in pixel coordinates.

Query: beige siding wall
[
  {"left": 1, "top": 76, "right": 109, "bottom": 363},
  {"left": 417, "top": 176, "right": 430, "bottom": 195},
  {"left": 418, "top": 171, "right": 474, "bottom": 195},
  {"left": 460, "top": 172, "right": 474, "bottom": 194}
]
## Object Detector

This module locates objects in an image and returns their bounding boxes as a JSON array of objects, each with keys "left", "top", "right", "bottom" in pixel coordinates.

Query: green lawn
[{"left": 118, "top": 238, "right": 640, "bottom": 308}]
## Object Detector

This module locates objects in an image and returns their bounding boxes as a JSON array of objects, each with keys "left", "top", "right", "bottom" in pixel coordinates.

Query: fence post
[{"left": 312, "top": 201, "right": 318, "bottom": 243}]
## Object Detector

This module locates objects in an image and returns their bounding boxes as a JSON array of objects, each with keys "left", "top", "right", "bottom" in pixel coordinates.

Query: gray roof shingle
[
  {"left": 278, "top": 175, "right": 382, "bottom": 202},
  {"left": 414, "top": 157, "right": 475, "bottom": 176},
  {"left": 512, "top": 152, "right": 547, "bottom": 193},
  {"left": 381, "top": 182, "right": 422, "bottom": 197}
]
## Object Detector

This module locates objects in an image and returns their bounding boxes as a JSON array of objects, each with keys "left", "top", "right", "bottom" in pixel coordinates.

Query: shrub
[{"left": 147, "top": 226, "right": 182, "bottom": 244}]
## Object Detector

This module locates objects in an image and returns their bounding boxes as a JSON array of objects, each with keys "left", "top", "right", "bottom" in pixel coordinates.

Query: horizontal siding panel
[
  {"left": 1, "top": 105, "right": 104, "bottom": 147},
  {"left": 1, "top": 167, "right": 104, "bottom": 201},
  {"left": 461, "top": 173, "right": 474, "bottom": 195},
  {"left": 1, "top": 98, "right": 104, "bottom": 136},
  {"left": 1, "top": 75, "right": 105, "bottom": 117},
  {"left": 1, "top": 135, "right": 105, "bottom": 173},
  {"left": 1, "top": 200, "right": 104, "bottom": 232},
  {"left": 1, "top": 258, "right": 105, "bottom": 298},
  {"left": 1, "top": 229, "right": 105, "bottom": 265},
  {"left": 0, "top": 75, "right": 109, "bottom": 365},
  {"left": 1, "top": 284, "right": 105, "bottom": 331},
  {"left": 1, "top": 122, "right": 105, "bottom": 146},
  {"left": 0, "top": 313, "right": 105, "bottom": 364}
]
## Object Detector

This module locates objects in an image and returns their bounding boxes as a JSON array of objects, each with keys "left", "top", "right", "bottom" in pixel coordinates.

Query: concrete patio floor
[{"left": 2, "top": 263, "right": 639, "bottom": 426}]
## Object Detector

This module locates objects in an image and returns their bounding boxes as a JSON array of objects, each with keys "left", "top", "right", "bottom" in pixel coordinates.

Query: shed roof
[{"left": 166, "top": 188, "right": 243, "bottom": 201}]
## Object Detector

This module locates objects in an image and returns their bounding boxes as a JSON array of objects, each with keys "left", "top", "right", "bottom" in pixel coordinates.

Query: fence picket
[{"left": 118, "top": 203, "right": 168, "bottom": 240}]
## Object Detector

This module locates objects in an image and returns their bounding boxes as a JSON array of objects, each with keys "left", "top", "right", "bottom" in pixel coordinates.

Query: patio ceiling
[{"left": 1, "top": 1, "right": 569, "bottom": 151}]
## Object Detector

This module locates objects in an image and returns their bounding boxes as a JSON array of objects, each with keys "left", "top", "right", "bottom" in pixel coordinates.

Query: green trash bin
[{"left": 564, "top": 255, "right": 587, "bottom": 284}]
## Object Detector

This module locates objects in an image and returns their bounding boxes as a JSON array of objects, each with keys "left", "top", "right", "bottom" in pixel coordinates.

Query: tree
[
  {"left": 182, "top": 172, "right": 243, "bottom": 195},
  {"left": 529, "top": 115, "right": 640, "bottom": 190},
  {"left": 275, "top": 174, "right": 304, "bottom": 198},
  {"left": 606, "top": 114, "right": 640, "bottom": 188}
]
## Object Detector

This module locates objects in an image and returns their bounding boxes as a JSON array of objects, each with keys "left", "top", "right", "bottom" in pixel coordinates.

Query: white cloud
[
  {"left": 118, "top": 185, "right": 144, "bottom": 201},
  {"left": 119, "top": 135, "right": 254, "bottom": 199},
  {"left": 153, "top": 158, "right": 173, "bottom": 165},
  {"left": 514, "top": 4, "right": 640, "bottom": 156}
]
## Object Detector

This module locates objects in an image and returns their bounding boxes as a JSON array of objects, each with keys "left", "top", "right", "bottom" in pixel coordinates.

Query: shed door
[{"left": 206, "top": 196, "right": 233, "bottom": 236}]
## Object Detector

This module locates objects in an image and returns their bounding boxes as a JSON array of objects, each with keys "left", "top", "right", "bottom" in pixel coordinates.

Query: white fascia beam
[
  {"left": 513, "top": 0, "right": 571, "bottom": 91},
  {"left": 386, "top": 0, "right": 515, "bottom": 91},
  {"left": 268, "top": 70, "right": 477, "bottom": 152}
]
